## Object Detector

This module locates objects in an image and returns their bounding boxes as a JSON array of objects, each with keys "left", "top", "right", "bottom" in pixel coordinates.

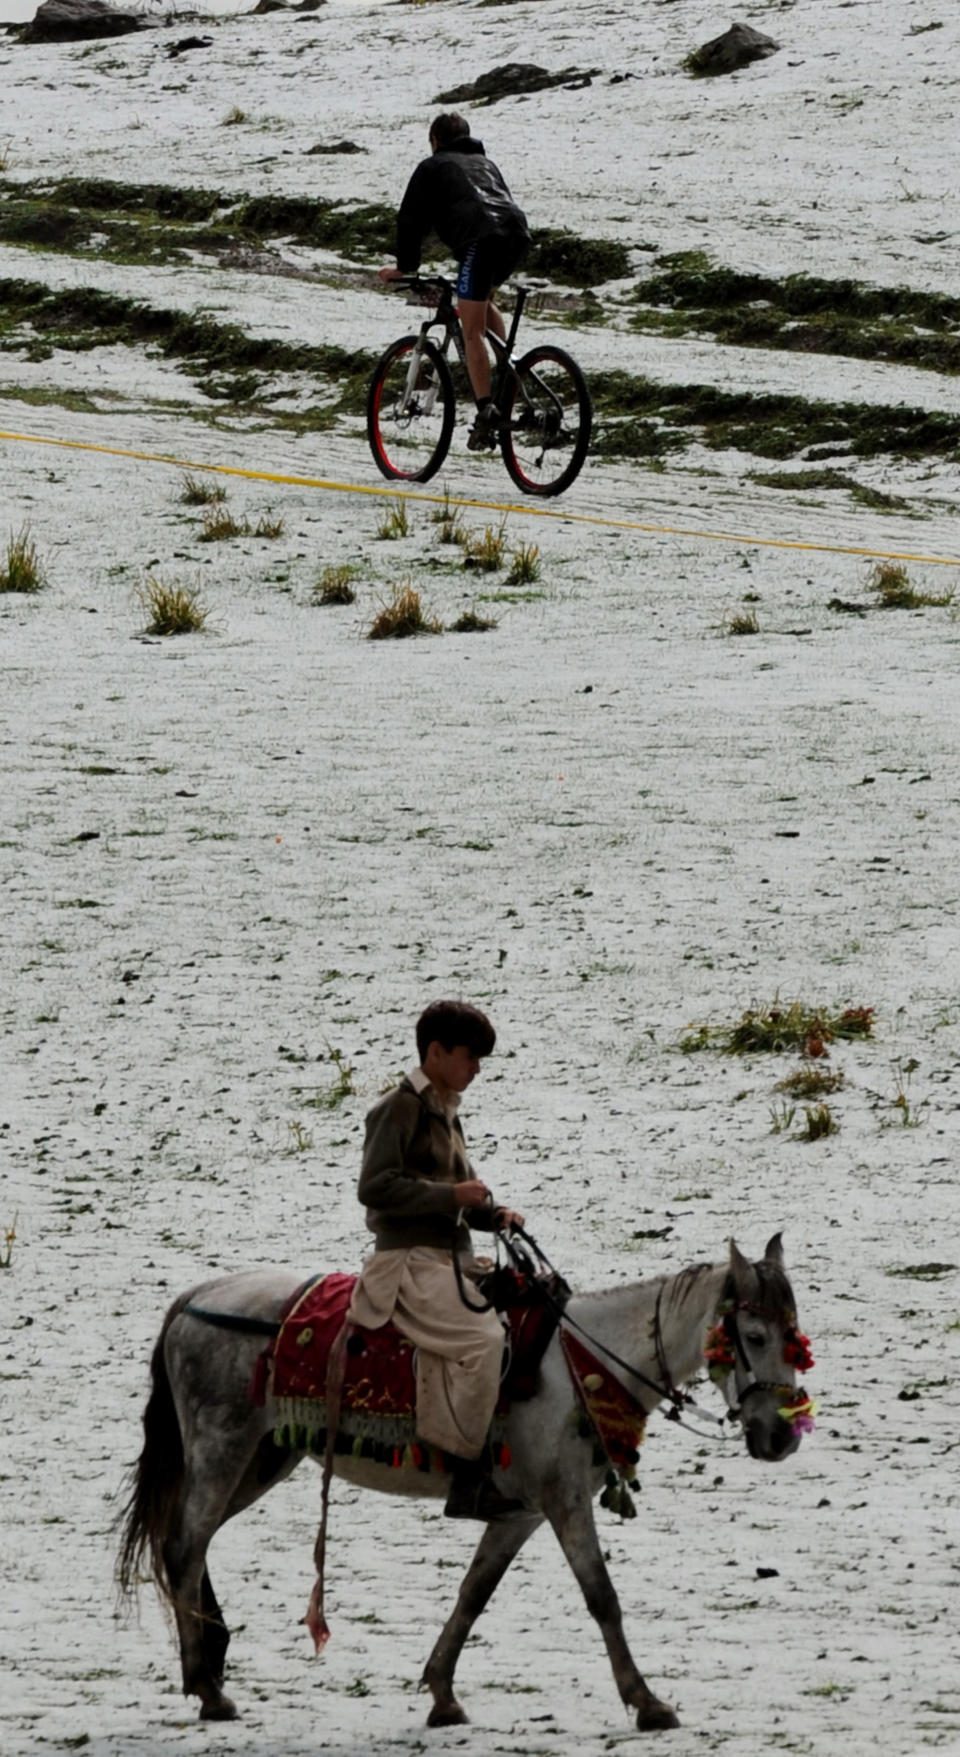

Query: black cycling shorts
[{"left": 456, "top": 233, "right": 528, "bottom": 302}]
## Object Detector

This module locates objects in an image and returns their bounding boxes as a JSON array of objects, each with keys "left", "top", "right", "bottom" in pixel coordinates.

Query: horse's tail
[{"left": 117, "top": 1289, "right": 195, "bottom": 1605}]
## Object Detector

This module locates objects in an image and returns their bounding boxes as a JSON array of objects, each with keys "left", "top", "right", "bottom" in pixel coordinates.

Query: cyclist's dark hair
[
  {"left": 429, "top": 112, "right": 470, "bottom": 150},
  {"left": 416, "top": 1000, "right": 496, "bottom": 1062}
]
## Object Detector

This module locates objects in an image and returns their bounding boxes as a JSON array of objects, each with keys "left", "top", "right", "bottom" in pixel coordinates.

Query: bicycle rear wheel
[
  {"left": 367, "top": 335, "right": 455, "bottom": 483},
  {"left": 500, "top": 345, "right": 592, "bottom": 497}
]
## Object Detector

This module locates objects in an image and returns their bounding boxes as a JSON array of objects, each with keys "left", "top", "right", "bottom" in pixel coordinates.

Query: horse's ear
[
  {"left": 764, "top": 1232, "right": 784, "bottom": 1267},
  {"left": 728, "top": 1239, "right": 752, "bottom": 1293}
]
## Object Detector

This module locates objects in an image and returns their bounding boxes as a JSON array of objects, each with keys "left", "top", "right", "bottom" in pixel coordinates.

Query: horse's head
[{"left": 705, "top": 1233, "right": 815, "bottom": 1463}]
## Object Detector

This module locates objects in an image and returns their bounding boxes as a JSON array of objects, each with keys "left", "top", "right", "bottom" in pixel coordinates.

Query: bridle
[
  {"left": 493, "top": 1229, "right": 780, "bottom": 1439},
  {"left": 710, "top": 1297, "right": 797, "bottom": 1424}
]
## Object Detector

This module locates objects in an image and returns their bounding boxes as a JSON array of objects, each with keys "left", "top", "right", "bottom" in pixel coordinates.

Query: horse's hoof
[
  {"left": 427, "top": 1702, "right": 468, "bottom": 1728},
  {"left": 199, "top": 1695, "right": 238, "bottom": 1722},
  {"left": 636, "top": 1700, "right": 679, "bottom": 1732}
]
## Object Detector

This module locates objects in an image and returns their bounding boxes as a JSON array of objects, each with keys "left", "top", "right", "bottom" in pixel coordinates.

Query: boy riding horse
[{"left": 347, "top": 1000, "right": 526, "bottom": 1520}]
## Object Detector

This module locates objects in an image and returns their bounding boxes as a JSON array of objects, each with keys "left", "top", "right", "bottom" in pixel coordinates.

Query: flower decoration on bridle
[
  {"left": 783, "top": 1326, "right": 815, "bottom": 1373},
  {"left": 704, "top": 1303, "right": 819, "bottom": 1433},
  {"left": 704, "top": 1316, "right": 737, "bottom": 1384}
]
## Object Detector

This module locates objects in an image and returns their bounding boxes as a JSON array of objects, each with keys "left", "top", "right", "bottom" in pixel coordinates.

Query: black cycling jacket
[{"left": 395, "top": 137, "right": 529, "bottom": 273}]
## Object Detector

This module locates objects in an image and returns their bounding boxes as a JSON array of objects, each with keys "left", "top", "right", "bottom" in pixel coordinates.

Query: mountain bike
[{"left": 366, "top": 276, "right": 592, "bottom": 497}]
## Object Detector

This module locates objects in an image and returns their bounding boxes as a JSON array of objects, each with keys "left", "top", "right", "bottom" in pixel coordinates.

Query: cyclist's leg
[
  {"left": 458, "top": 297, "right": 494, "bottom": 402},
  {"left": 457, "top": 241, "right": 506, "bottom": 403}
]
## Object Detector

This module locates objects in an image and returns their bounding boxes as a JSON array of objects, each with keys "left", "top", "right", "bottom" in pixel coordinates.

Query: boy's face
[{"left": 424, "top": 1041, "right": 482, "bottom": 1094}]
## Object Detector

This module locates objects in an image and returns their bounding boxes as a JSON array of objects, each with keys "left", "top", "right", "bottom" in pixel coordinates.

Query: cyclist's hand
[{"left": 379, "top": 266, "right": 405, "bottom": 284}]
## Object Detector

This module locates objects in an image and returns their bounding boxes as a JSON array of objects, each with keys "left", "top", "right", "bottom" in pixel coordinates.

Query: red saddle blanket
[{"left": 254, "top": 1269, "right": 557, "bottom": 1423}]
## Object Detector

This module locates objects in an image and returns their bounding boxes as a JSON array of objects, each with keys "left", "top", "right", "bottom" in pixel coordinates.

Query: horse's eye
[{"left": 744, "top": 1331, "right": 765, "bottom": 1349}]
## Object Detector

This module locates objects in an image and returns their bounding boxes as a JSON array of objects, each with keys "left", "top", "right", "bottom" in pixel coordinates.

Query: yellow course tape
[{"left": 3, "top": 427, "right": 960, "bottom": 567}]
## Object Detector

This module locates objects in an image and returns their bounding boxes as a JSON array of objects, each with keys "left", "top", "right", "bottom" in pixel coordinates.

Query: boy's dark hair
[
  {"left": 429, "top": 112, "right": 470, "bottom": 151},
  {"left": 416, "top": 999, "right": 496, "bottom": 1062}
]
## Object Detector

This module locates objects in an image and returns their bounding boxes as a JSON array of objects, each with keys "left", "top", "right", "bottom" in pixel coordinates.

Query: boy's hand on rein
[
  {"left": 458, "top": 1179, "right": 494, "bottom": 1208},
  {"left": 494, "top": 1207, "right": 525, "bottom": 1233}
]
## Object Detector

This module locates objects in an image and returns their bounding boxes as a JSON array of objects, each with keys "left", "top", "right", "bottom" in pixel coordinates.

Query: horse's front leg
[
  {"left": 542, "top": 1478, "right": 679, "bottom": 1732},
  {"left": 421, "top": 1514, "right": 542, "bottom": 1727}
]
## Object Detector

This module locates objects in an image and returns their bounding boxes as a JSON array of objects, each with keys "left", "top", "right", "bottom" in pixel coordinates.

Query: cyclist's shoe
[{"left": 466, "top": 403, "right": 501, "bottom": 452}]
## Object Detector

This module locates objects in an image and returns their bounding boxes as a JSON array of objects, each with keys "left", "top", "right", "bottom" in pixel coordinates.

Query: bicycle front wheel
[
  {"left": 500, "top": 345, "right": 592, "bottom": 497},
  {"left": 367, "top": 335, "right": 455, "bottom": 483}
]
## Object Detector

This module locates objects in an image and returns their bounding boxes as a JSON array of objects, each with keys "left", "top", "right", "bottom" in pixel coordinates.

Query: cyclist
[{"left": 379, "top": 111, "right": 530, "bottom": 450}]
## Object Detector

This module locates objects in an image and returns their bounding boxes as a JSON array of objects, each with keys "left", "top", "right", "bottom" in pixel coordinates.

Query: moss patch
[{"left": 632, "top": 253, "right": 960, "bottom": 376}]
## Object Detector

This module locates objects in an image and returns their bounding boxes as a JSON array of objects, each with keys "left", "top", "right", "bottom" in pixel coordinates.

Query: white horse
[{"left": 118, "top": 1233, "right": 812, "bottom": 1732}]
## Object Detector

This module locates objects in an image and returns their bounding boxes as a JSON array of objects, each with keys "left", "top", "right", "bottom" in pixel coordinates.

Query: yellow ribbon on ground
[{"left": 3, "top": 427, "right": 960, "bottom": 567}]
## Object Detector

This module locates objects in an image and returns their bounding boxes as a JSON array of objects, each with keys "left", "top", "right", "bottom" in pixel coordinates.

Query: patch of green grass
[
  {"left": 367, "top": 583, "right": 441, "bottom": 640},
  {"left": 0, "top": 524, "right": 46, "bottom": 593},
  {"left": 885, "top": 1263, "right": 956, "bottom": 1281},
  {"left": 679, "top": 1000, "right": 874, "bottom": 1056},
  {"left": 138, "top": 576, "right": 209, "bottom": 635},
  {"left": 867, "top": 559, "right": 953, "bottom": 609}
]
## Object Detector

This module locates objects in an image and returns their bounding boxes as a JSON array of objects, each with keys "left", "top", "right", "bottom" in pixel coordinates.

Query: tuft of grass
[
  {"left": 367, "top": 583, "right": 442, "bottom": 640},
  {"left": 138, "top": 575, "right": 209, "bottom": 636},
  {"left": 253, "top": 513, "right": 284, "bottom": 539},
  {"left": 1, "top": 525, "right": 46, "bottom": 593},
  {"left": 776, "top": 1066, "right": 846, "bottom": 1099},
  {"left": 178, "top": 472, "right": 226, "bottom": 507},
  {"left": 505, "top": 541, "right": 541, "bottom": 586},
  {"left": 312, "top": 564, "right": 356, "bottom": 606},
  {"left": 679, "top": 1000, "right": 874, "bottom": 1056},
  {"left": 199, "top": 507, "right": 246, "bottom": 543},
  {"left": 450, "top": 607, "right": 497, "bottom": 633},
  {"left": 222, "top": 107, "right": 248, "bottom": 126},
  {"left": 463, "top": 518, "right": 508, "bottom": 573},
  {"left": 286, "top": 1120, "right": 313, "bottom": 1154},
  {"left": 0, "top": 140, "right": 12, "bottom": 175},
  {"left": 769, "top": 1102, "right": 796, "bottom": 1136},
  {"left": 799, "top": 1103, "right": 838, "bottom": 1141},
  {"left": 726, "top": 608, "right": 759, "bottom": 635},
  {"left": 305, "top": 1046, "right": 356, "bottom": 1110},
  {"left": 0, "top": 1214, "right": 16, "bottom": 1270},
  {"left": 376, "top": 499, "right": 410, "bottom": 540},
  {"left": 876, "top": 1058, "right": 927, "bottom": 1129},
  {"left": 867, "top": 560, "right": 953, "bottom": 609}
]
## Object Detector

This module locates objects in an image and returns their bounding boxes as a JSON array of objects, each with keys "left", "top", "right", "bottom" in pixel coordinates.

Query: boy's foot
[
  {"left": 443, "top": 1476, "right": 527, "bottom": 1521},
  {"left": 466, "top": 404, "right": 501, "bottom": 452}
]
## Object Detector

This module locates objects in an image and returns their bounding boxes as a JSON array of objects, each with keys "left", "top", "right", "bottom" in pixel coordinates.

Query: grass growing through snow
[
  {"left": 775, "top": 1066, "right": 846, "bottom": 1098},
  {"left": 178, "top": 472, "right": 227, "bottom": 507},
  {"left": 199, "top": 508, "right": 284, "bottom": 541},
  {"left": 450, "top": 607, "right": 498, "bottom": 633},
  {"left": 505, "top": 541, "right": 541, "bottom": 586},
  {"left": 463, "top": 519, "right": 508, "bottom": 572},
  {"left": 725, "top": 608, "right": 759, "bottom": 635},
  {"left": 139, "top": 576, "right": 209, "bottom": 636},
  {"left": 679, "top": 1000, "right": 874, "bottom": 1056},
  {"left": 1, "top": 525, "right": 46, "bottom": 593},
  {"left": 376, "top": 499, "right": 410, "bottom": 540},
  {"left": 367, "top": 583, "right": 441, "bottom": 640},
  {"left": 867, "top": 560, "right": 953, "bottom": 609},
  {"left": 312, "top": 565, "right": 356, "bottom": 606}
]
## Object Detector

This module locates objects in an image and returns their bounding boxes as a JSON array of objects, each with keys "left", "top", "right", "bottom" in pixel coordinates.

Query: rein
[{"left": 504, "top": 1229, "right": 729, "bottom": 1437}]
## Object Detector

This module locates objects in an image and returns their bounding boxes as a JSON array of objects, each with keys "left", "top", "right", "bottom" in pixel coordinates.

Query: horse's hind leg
[
  {"left": 421, "top": 1515, "right": 542, "bottom": 1727},
  {"left": 542, "top": 1480, "right": 679, "bottom": 1732}
]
